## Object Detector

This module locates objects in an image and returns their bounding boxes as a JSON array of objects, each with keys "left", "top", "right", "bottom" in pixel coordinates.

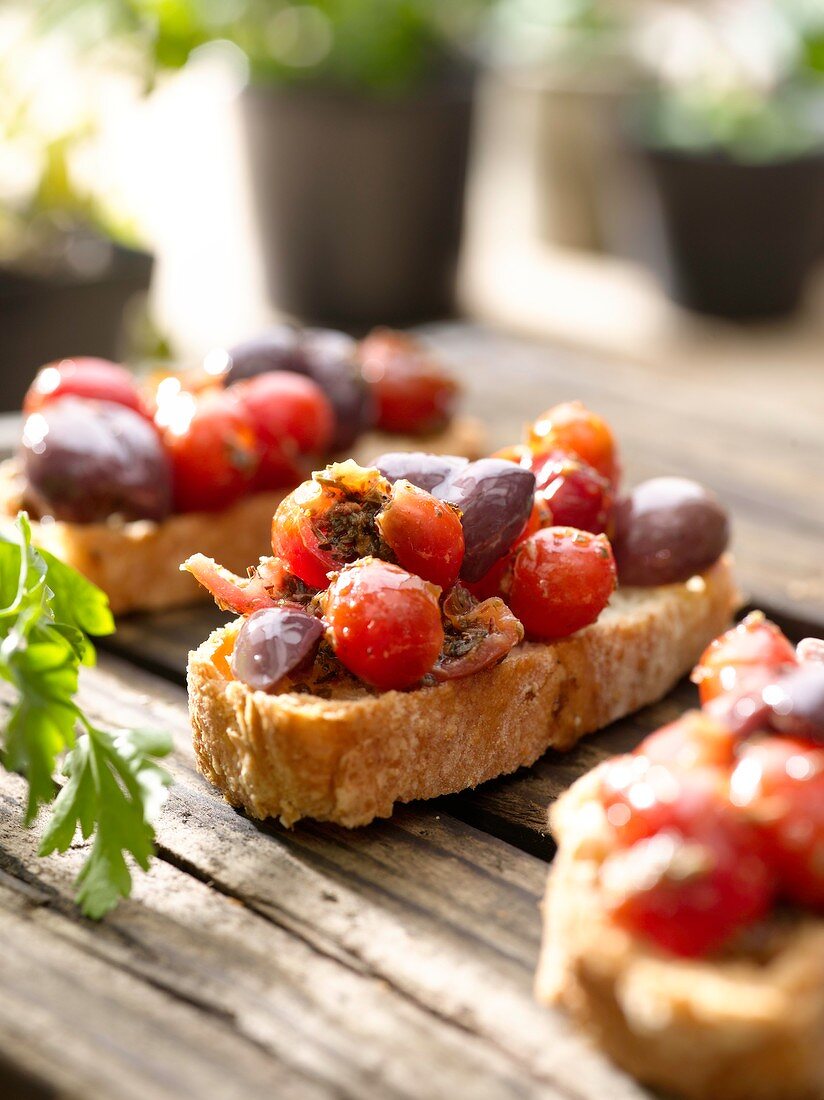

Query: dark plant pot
[
  {"left": 0, "top": 238, "right": 153, "bottom": 411},
  {"left": 241, "top": 73, "right": 475, "bottom": 327},
  {"left": 641, "top": 146, "right": 824, "bottom": 319}
]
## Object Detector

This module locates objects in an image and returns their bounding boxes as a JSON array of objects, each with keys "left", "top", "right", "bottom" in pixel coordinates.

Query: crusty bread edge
[
  {"left": 0, "top": 416, "right": 485, "bottom": 615},
  {"left": 535, "top": 765, "right": 824, "bottom": 1100},
  {"left": 187, "top": 556, "right": 739, "bottom": 828}
]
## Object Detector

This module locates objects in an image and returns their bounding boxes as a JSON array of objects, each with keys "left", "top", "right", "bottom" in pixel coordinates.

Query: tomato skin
[
  {"left": 163, "top": 391, "right": 258, "bottom": 513},
  {"left": 376, "top": 480, "right": 464, "bottom": 591},
  {"left": 533, "top": 452, "right": 613, "bottom": 534},
  {"left": 24, "top": 358, "right": 149, "bottom": 419},
  {"left": 692, "top": 613, "right": 798, "bottom": 705},
  {"left": 233, "top": 371, "right": 334, "bottom": 490},
  {"left": 730, "top": 736, "right": 824, "bottom": 908},
  {"left": 272, "top": 479, "right": 341, "bottom": 589},
  {"left": 506, "top": 527, "right": 616, "bottom": 641},
  {"left": 359, "top": 328, "right": 458, "bottom": 435},
  {"left": 322, "top": 559, "right": 444, "bottom": 690},
  {"left": 603, "top": 815, "right": 773, "bottom": 958},
  {"left": 527, "top": 401, "right": 619, "bottom": 485},
  {"left": 637, "top": 711, "right": 740, "bottom": 772}
]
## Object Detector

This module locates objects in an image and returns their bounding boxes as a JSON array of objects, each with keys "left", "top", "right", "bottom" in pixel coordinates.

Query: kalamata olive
[
  {"left": 437, "top": 459, "right": 536, "bottom": 583},
  {"left": 220, "top": 326, "right": 374, "bottom": 452},
  {"left": 612, "top": 477, "right": 729, "bottom": 587},
  {"left": 20, "top": 398, "right": 172, "bottom": 524},
  {"left": 231, "top": 606, "right": 324, "bottom": 693},
  {"left": 373, "top": 452, "right": 468, "bottom": 494},
  {"left": 763, "top": 664, "right": 824, "bottom": 743}
]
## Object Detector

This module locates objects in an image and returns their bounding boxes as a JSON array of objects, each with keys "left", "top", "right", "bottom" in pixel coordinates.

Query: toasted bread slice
[
  {"left": 536, "top": 765, "right": 824, "bottom": 1100},
  {"left": 0, "top": 416, "right": 484, "bottom": 615},
  {"left": 187, "top": 556, "right": 738, "bottom": 828}
]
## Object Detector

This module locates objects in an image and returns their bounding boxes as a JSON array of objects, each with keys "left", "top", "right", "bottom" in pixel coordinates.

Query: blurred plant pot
[
  {"left": 640, "top": 146, "right": 824, "bottom": 319},
  {"left": 0, "top": 234, "right": 153, "bottom": 411},
  {"left": 241, "top": 73, "right": 474, "bottom": 326},
  {"left": 531, "top": 67, "right": 636, "bottom": 253}
]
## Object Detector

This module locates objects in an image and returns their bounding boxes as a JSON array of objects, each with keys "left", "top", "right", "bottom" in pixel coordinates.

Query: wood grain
[{"left": 0, "top": 654, "right": 651, "bottom": 1100}]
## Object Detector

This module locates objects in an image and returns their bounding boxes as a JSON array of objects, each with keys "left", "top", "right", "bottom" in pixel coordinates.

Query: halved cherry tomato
[
  {"left": 433, "top": 586, "right": 523, "bottom": 681},
  {"left": 730, "top": 735, "right": 824, "bottom": 908},
  {"left": 359, "top": 328, "right": 458, "bottom": 435},
  {"left": 24, "top": 357, "right": 149, "bottom": 419},
  {"left": 692, "top": 612, "right": 797, "bottom": 705},
  {"left": 527, "top": 401, "right": 619, "bottom": 485},
  {"left": 506, "top": 527, "right": 616, "bottom": 641},
  {"left": 322, "top": 559, "right": 444, "bottom": 690},
  {"left": 161, "top": 390, "right": 259, "bottom": 513},
  {"left": 376, "top": 479, "right": 464, "bottom": 591},
  {"left": 233, "top": 371, "right": 334, "bottom": 490}
]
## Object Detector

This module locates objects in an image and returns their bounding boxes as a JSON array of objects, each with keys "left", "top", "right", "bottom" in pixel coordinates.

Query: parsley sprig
[{"left": 0, "top": 514, "right": 172, "bottom": 918}]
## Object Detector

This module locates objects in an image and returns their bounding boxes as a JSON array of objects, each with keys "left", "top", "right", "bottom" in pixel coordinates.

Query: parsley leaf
[{"left": 0, "top": 514, "right": 172, "bottom": 917}]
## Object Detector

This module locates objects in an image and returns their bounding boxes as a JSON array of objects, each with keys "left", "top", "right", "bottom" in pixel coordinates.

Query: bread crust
[
  {"left": 536, "top": 765, "right": 824, "bottom": 1100},
  {"left": 187, "top": 556, "right": 738, "bottom": 828},
  {"left": 0, "top": 417, "right": 484, "bottom": 615}
]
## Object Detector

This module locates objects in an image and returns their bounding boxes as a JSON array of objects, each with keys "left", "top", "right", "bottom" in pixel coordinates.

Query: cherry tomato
[
  {"left": 533, "top": 452, "right": 612, "bottom": 533},
  {"left": 359, "top": 328, "right": 459, "bottom": 435},
  {"left": 24, "top": 357, "right": 149, "bottom": 419},
  {"left": 602, "top": 811, "right": 773, "bottom": 957},
  {"left": 273, "top": 462, "right": 458, "bottom": 591},
  {"left": 466, "top": 497, "right": 551, "bottom": 601},
  {"left": 161, "top": 391, "right": 258, "bottom": 513},
  {"left": 692, "top": 612, "right": 797, "bottom": 705},
  {"left": 506, "top": 527, "right": 616, "bottom": 641},
  {"left": 322, "top": 559, "right": 444, "bottom": 690},
  {"left": 375, "top": 479, "right": 464, "bottom": 591},
  {"left": 527, "top": 401, "right": 619, "bottom": 485},
  {"left": 637, "top": 711, "right": 739, "bottom": 772},
  {"left": 730, "top": 736, "right": 824, "bottom": 908},
  {"left": 600, "top": 741, "right": 731, "bottom": 848},
  {"left": 233, "top": 371, "right": 335, "bottom": 489}
]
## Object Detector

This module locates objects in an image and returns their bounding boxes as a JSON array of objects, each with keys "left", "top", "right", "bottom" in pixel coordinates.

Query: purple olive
[
  {"left": 20, "top": 398, "right": 172, "bottom": 524},
  {"left": 436, "top": 459, "right": 536, "bottom": 583},
  {"left": 231, "top": 606, "right": 324, "bottom": 693},
  {"left": 612, "top": 477, "right": 729, "bottom": 587},
  {"left": 220, "top": 325, "right": 375, "bottom": 452},
  {"left": 763, "top": 664, "right": 824, "bottom": 743},
  {"left": 373, "top": 452, "right": 468, "bottom": 494}
]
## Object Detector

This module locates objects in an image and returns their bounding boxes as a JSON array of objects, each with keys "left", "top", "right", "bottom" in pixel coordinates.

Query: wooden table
[{"left": 1, "top": 324, "right": 821, "bottom": 1099}]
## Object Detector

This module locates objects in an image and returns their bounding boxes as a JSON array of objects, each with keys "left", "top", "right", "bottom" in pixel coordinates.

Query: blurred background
[{"left": 2, "top": 0, "right": 824, "bottom": 409}]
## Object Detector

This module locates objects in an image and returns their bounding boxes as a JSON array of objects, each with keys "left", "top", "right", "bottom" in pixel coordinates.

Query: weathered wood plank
[
  {"left": 0, "top": 770, "right": 559, "bottom": 1100},
  {"left": 57, "top": 652, "right": 649, "bottom": 1100}
]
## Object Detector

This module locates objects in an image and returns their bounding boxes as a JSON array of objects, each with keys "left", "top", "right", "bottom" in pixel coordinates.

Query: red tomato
[
  {"left": 322, "top": 559, "right": 444, "bottom": 690},
  {"left": 692, "top": 612, "right": 797, "bottom": 705},
  {"left": 730, "top": 736, "right": 824, "bottom": 908},
  {"left": 272, "top": 476, "right": 348, "bottom": 590},
  {"left": 603, "top": 812, "right": 773, "bottom": 957},
  {"left": 233, "top": 371, "right": 334, "bottom": 490},
  {"left": 600, "top": 743, "right": 730, "bottom": 848},
  {"left": 527, "top": 401, "right": 619, "bottom": 485},
  {"left": 162, "top": 391, "right": 258, "bottom": 513},
  {"left": 376, "top": 480, "right": 464, "bottom": 591},
  {"left": 24, "top": 357, "right": 149, "bottom": 418},
  {"left": 533, "top": 452, "right": 613, "bottom": 533},
  {"left": 506, "top": 527, "right": 616, "bottom": 641},
  {"left": 637, "top": 711, "right": 740, "bottom": 772},
  {"left": 359, "top": 328, "right": 458, "bottom": 435}
]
